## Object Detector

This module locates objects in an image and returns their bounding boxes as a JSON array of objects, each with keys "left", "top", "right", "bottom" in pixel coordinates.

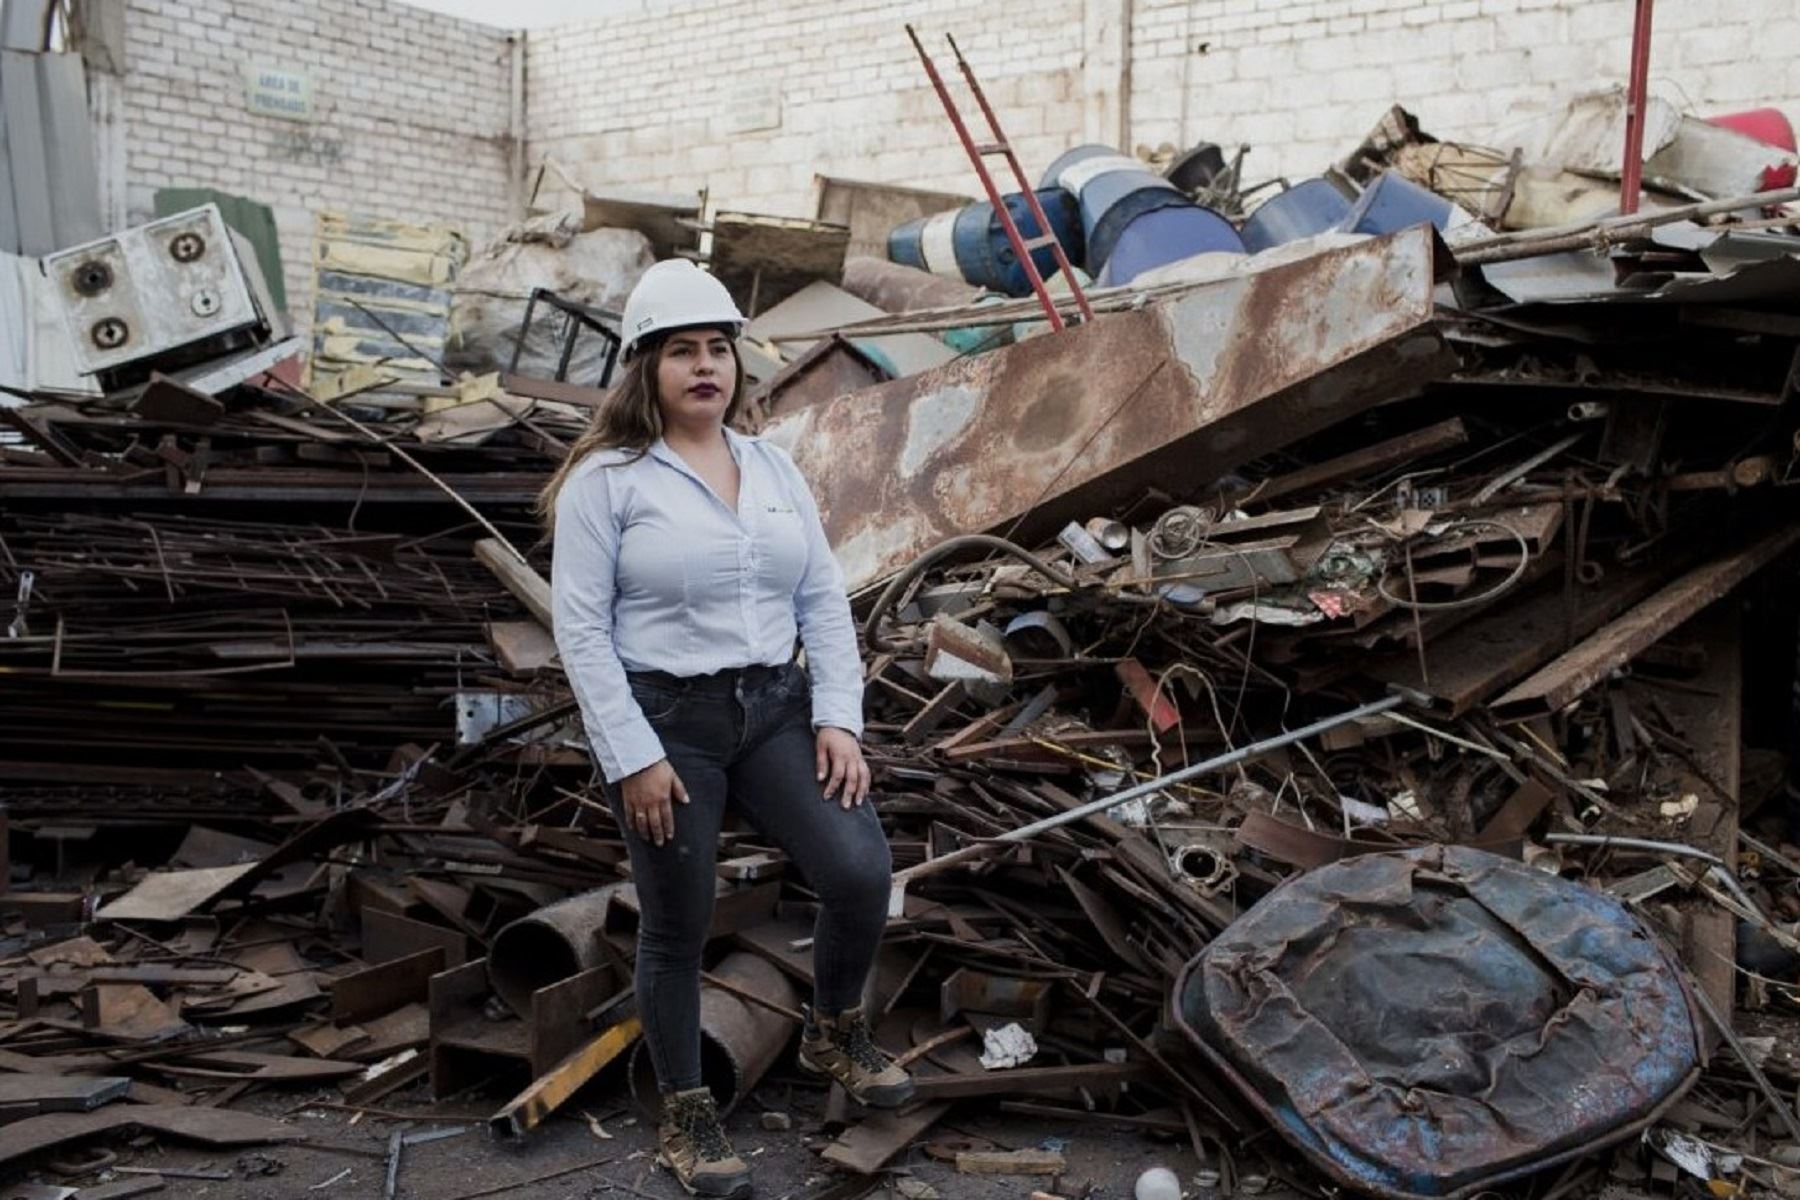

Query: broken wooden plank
[
  {"left": 486, "top": 620, "right": 559, "bottom": 675},
  {"left": 902, "top": 683, "right": 968, "bottom": 744},
  {"left": 955, "top": 1148, "right": 1067, "bottom": 1175},
  {"left": 474, "top": 539, "right": 551, "bottom": 628}
]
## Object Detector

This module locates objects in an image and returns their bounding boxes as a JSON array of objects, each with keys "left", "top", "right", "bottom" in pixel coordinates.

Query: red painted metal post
[{"left": 1619, "top": 0, "right": 1655, "bottom": 215}]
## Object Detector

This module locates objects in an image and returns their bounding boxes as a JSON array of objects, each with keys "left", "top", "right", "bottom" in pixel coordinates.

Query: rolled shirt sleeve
[
  {"left": 771, "top": 447, "right": 866, "bottom": 740},
  {"left": 551, "top": 461, "right": 668, "bottom": 783}
]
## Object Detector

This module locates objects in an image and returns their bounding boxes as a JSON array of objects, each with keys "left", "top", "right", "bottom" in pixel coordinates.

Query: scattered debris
[{"left": 1, "top": 52, "right": 1798, "bottom": 1200}]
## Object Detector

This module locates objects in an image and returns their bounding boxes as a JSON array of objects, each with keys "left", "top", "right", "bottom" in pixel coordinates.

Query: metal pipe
[
  {"left": 628, "top": 951, "right": 801, "bottom": 1117},
  {"left": 1619, "top": 0, "right": 1656, "bottom": 216},
  {"left": 488, "top": 885, "right": 624, "bottom": 1018},
  {"left": 890, "top": 693, "right": 1408, "bottom": 904},
  {"left": 1455, "top": 185, "right": 1800, "bottom": 265},
  {"left": 507, "top": 32, "right": 526, "bottom": 222}
]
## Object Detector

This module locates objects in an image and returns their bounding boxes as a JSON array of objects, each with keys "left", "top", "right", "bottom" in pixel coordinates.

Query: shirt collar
[{"left": 648, "top": 427, "right": 750, "bottom": 472}]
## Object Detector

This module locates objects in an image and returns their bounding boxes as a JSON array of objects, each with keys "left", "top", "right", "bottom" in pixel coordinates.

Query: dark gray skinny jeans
[{"left": 607, "top": 661, "right": 892, "bottom": 1093}]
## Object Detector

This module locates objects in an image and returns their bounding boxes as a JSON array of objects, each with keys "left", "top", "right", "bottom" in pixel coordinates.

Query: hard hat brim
[{"left": 623, "top": 319, "right": 745, "bottom": 360}]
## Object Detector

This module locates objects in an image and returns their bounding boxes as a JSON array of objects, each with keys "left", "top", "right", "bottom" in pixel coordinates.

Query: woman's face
[{"left": 654, "top": 328, "right": 737, "bottom": 429}]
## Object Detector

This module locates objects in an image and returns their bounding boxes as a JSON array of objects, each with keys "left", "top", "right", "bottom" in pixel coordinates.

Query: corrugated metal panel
[
  {"left": 0, "top": 47, "right": 102, "bottom": 256},
  {"left": 0, "top": 252, "right": 27, "bottom": 393}
]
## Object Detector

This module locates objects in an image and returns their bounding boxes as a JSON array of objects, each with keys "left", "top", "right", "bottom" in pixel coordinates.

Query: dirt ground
[{"left": 18, "top": 1072, "right": 1207, "bottom": 1200}]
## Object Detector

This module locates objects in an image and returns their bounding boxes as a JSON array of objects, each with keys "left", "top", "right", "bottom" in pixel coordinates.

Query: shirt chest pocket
[{"left": 752, "top": 503, "right": 809, "bottom": 592}]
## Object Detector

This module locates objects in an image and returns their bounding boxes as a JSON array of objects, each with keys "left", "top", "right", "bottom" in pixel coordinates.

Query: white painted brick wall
[
  {"left": 525, "top": 0, "right": 1089, "bottom": 218},
  {"left": 107, "top": 0, "right": 1800, "bottom": 305},
  {"left": 531, "top": 0, "right": 1798, "bottom": 217},
  {"left": 109, "top": 0, "right": 515, "bottom": 332},
  {"left": 1129, "top": 0, "right": 1800, "bottom": 187}
]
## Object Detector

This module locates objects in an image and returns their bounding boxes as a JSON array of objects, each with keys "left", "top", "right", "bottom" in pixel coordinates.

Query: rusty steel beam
[
  {"left": 1227, "top": 417, "right": 1469, "bottom": 510},
  {"left": 1367, "top": 555, "right": 1678, "bottom": 717},
  {"left": 1489, "top": 522, "right": 1800, "bottom": 722},
  {"left": 767, "top": 228, "right": 1455, "bottom": 591}
]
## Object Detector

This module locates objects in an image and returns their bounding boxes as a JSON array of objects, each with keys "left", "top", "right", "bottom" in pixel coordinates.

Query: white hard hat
[{"left": 618, "top": 259, "right": 745, "bottom": 359}]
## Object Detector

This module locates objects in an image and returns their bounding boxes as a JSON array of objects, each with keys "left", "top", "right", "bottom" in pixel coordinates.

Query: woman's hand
[
  {"left": 815, "top": 727, "right": 871, "bottom": 809},
  {"left": 620, "top": 759, "right": 688, "bottom": 846}
]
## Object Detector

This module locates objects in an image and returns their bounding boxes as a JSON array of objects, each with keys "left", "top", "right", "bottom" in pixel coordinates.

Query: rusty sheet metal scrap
[
  {"left": 768, "top": 227, "right": 1457, "bottom": 591},
  {"left": 1175, "top": 845, "right": 1704, "bottom": 1200}
]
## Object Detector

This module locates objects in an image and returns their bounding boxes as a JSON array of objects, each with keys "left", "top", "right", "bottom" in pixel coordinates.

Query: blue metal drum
[
  {"left": 1042, "top": 144, "right": 1192, "bottom": 276},
  {"left": 1240, "top": 179, "right": 1354, "bottom": 253},
  {"left": 1097, "top": 205, "right": 1244, "bottom": 287},
  {"left": 886, "top": 189, "right": 1083, "bottom": 297},
  {"left": 1339, "top": 170, "right": 1465, "bottom": 237}
]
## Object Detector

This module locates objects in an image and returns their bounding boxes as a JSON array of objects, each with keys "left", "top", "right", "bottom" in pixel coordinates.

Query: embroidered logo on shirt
[{"left": 764, "top": 504, "right": 797, "bottom": 515}]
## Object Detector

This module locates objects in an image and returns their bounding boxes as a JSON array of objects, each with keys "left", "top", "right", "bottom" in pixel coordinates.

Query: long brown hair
[{"left": 537, "top": 330, "right": 746, "bottom": 528}]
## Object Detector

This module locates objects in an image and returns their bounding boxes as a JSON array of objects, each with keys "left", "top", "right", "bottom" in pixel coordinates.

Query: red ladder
[{"left": 906, "top": 26, "right": 1095, "bottom": 331}]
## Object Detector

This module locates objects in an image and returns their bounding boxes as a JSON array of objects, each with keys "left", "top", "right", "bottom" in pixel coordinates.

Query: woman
[{"left": 543, "top": 260, "right": 913, "bottom": 1199}]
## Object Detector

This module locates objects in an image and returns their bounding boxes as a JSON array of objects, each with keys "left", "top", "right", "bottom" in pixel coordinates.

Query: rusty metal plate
[
  {"left": 767, "top": 228, "right": 1454, "bottom": 591},
  {"left": 1174, "top": 845, "right": 1703, "bottom": 1200}
]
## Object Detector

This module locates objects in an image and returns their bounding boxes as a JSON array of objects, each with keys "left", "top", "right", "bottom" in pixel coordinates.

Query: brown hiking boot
[
  {"left": 657, "top": 1087, "right": 752, "bottom": 1198},
  {"left": 797, "top": 1007, "right": 916, "bottom": 1108}
]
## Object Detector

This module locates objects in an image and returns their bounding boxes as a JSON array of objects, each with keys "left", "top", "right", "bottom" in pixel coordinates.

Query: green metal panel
[{"left": 154, "top": 187, "right": 288, "bottom": 314}]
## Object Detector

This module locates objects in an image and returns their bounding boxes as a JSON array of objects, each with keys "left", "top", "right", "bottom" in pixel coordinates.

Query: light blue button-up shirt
[{"left": 551, "top": 427, "right": 865, "bottom": 783}]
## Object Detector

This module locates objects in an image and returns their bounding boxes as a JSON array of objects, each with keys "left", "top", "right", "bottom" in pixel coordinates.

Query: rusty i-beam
[{"left": 766, "top": 227, "right": 1457, "bottom": 591}]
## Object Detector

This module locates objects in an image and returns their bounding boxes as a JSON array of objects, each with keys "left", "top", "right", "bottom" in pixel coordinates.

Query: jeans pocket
[{"left": 629, "top": 681, "right": 685, "bottom": 723}]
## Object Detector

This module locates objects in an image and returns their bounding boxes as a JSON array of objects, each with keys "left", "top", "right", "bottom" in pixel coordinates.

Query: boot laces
[
  {"left": 675, "top": 1093, "right": 733, "bottom": 1161},
  {"left": 836, "top": 1012, "right": 890, "bottom": 1073}
]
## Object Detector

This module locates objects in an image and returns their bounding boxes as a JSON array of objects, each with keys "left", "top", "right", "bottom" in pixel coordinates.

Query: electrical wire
[
  {"left": 1373, "top": 518, "right": 1532, "bottom": 612},
  {"left": 861, "top": 533, "right": 1158, "bottom": 653}
]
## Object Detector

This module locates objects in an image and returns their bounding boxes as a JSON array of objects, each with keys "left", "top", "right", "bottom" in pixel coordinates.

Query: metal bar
[
  {"left": 944, "top": 31, "right": 1094, "bottom": 323},
  {"left": 1619, "top": 0, "right": 1656, "bottom": 216},
  {"left": 1490, "top": 523, "right": 1800, "bottom": 721},
  {"left": 1457, "top": 186, "right": 1800, "bottom": 266},
  {"left": 891, "top": 693, "right": 1405, "bottom": 904},
  {"left": 507, "top": 290, "right": 541, "bottom": 375},
  {"left": 488, "top": 1017, "right": 642, "bottom": 1138},
  {"left": 1685, "top": 957, "right": 1800, "bottom": 1145},
  {"left": 1544, "top": 833, "right": 1771, "bottom": 921}
]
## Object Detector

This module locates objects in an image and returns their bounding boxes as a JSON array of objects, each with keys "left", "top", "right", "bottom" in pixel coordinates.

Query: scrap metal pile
[{"left": 3, "top": 93, "right": 1800, "bottom": 1200}]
